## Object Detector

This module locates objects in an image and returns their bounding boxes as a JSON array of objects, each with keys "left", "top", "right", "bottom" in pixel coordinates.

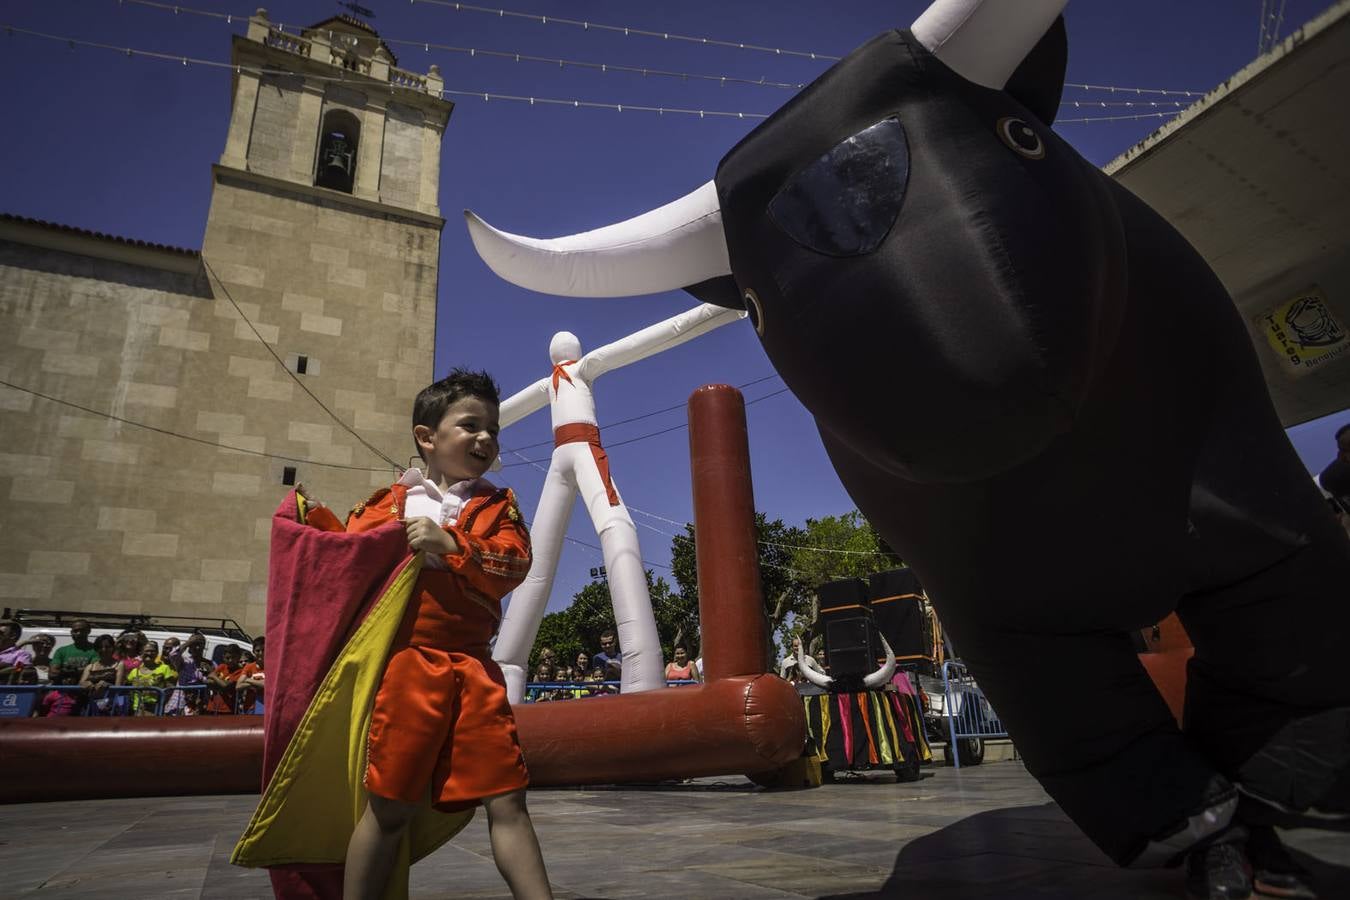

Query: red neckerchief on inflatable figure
[{"left": 465, "top": 0, "right": 1350, "bottom": 873}]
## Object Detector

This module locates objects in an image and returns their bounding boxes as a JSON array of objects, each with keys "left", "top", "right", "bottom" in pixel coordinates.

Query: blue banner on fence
[{"left": 0, "top": 689, "right": 38, "bottom": 718}]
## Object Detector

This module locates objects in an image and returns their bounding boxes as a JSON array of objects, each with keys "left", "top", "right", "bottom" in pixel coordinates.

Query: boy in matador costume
[{"left": 233, "top": 370, "right": 553, "bottom": 900}]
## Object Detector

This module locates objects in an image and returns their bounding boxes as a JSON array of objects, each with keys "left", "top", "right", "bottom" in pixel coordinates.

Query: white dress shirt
[{"left": 398, "top": 467, "right": 482, "bottom": 569}]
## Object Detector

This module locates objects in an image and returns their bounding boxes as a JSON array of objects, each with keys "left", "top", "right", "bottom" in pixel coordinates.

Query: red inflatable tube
[
  {"left": 0, "top": 675, "right": 802, "bottom": 803},
  {"left": 516, "top": 675, "right": 803, "bottom": 785},
  {"left": 0, "top": 384, "right": 807, "bottom": 805},
  {"left": 0, "top": 715, "right": 264, "bottom": 803}
]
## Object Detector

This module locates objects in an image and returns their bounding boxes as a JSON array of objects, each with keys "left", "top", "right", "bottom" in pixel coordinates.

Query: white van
[{"left": 3, "top": 608, "right": 257, "bottom": 665}]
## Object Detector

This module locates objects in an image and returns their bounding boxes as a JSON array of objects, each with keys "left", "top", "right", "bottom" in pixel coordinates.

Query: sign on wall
[{"left": 1257, "top": 286, "right": 1349, "bottom": 378}]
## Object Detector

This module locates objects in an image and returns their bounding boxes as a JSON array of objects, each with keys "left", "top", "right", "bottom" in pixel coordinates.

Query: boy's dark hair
[
  {"left": 1336, "top": 423, "right": 1350, "bottom": 442},
  {"left": 412, "top": 368, "right": 501, "bottom": 461}
]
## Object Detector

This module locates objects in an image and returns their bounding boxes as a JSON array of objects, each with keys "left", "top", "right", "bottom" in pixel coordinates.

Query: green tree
[
  {"left": 668, "top": 512, "right": 812, "bottom": 656},
  {"left": 530, "top": 509, "right": 902, "bottom": 674},
  {"left": 528, "top": 570, "right": 695, "bottom": 672},
  {"left": 787, "top": 511, "right": 902, "bottom": 588},
  {"left": 787, "top": 511, "right": 903, "bottom": 655}
]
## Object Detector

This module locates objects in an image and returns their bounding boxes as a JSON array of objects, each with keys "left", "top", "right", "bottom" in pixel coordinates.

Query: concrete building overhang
[{"left": 1105, "top": 0, "right": 1350, "bottom": 426}]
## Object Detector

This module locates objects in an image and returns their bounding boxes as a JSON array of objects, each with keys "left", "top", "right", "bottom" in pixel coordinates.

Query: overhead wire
[
  {"left": 409, "top": 0, "right": 1205, "bottom": 96},
  {"left": 501, "top": 373, "right": 780, "bottom": 454},
  {"left": 0, "top": 378, "right": 389, "bottom": 471},
  {"left": 2, "top": 24, "right": 772, "bottom": 120},
  {"left": 1056, "top": 110, "right": 1186, "bottom": 124},
  {"left": 1062, "top": 82, "right": 1202, "bottom": 98},
  {"left": 499, "top": 386, "right": 790, "bottom": 466},
  {"left": 103, "top": 1, "right": 1205, "bottom": 104},
  {"left": 409, "top": 0, "right": 838, "bottom": 61},
  {"left": 202, "top": 257, "right": 404, "bottom": 470},
  {"left": 516, "top": 446, "right": 894, "bottom": 567},
  {"left": 1061, "top": 99, "right": 1188, "bottom": 109},
  {"left": 109, "top": 0, "right": 808, "bottom": 91}
]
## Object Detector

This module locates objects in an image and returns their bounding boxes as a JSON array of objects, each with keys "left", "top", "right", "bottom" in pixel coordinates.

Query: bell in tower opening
[{"left": 315, "top": 110, "right": 361, "bottom": 193}]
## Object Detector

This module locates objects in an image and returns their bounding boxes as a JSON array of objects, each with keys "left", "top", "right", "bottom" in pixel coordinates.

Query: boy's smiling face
[{"left": 415, "top": 396, "right": 500, "bottom": 484}]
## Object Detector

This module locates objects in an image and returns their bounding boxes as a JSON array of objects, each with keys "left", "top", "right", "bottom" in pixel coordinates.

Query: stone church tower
[{"left": 0, "top": 11, "right": 453, "bottom": 632}]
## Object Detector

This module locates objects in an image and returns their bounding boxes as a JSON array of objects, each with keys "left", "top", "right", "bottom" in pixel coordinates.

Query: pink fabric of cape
[{"left": 262, "top": 490, "right": 411, "bottom": 900}]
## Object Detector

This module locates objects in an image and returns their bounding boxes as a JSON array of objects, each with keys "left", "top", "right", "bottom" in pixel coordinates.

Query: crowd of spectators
[
  {"left": 0, "top": 618, "right": 265, "bottom": 718},
  {"left": 525, "top": 630, "right": 701, "bottom": 702}
]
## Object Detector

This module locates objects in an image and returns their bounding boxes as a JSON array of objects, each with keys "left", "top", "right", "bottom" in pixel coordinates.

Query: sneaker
[
  {"left": 1247, "top": 826, "right": 1317, "bottom": 899},
  {"left": 1253, "top": 871, "right": 1317, "bottom": 899},
  {"left": 1237, "top": 707, "right": 1350, "bottom": 827},
  {"left": 1187, "top": 836, "right": 1254, "bottom": 900}
]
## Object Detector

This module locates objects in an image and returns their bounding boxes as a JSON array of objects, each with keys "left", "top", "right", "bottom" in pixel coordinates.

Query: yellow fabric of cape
[{"left": 230, "top": 551, "right": 473, "bottom": 898}]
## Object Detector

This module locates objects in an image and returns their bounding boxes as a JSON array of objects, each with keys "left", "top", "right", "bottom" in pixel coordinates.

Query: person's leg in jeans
[
  {"left": 1178, "top": 531, "right": 1350, "bottom": 822},
  {"left": 954, "top": 625, "right": 1235, "bottom": 866}
]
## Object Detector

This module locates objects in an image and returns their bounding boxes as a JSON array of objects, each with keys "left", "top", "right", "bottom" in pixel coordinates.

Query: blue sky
[{"left": 2, "top": 0, "right": 1345, "bottom": 612}]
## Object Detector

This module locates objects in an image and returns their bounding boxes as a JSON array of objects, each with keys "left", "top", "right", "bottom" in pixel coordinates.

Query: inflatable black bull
[{"left": 466, "top": 0, "right": 1350, "bottom": 867}]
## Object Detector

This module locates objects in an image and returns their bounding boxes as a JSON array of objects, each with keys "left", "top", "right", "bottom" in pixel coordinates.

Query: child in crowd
[
  {"left": 166, "top": 632, "right": 212, "bottom": 715},
  {"left": 126, "top": 641, "right": 177, "bottom": 715},
  {"left": 587, "top": 664, "right": 616, "bottom": 695},
  {"left": 37, "top": 664, "right": 84, "bottom": 717},
  {"left": 206, "top": 644, "right": 248, "bottom": 713},
  {"left": 115, "top": 632, "right": 145, "bottom": 674},
  {"left": 235, "top": 637, "right": 265, "bottom": 715},
  {"left": 339, "top": 369, "right": 552, "bottom": 899}
]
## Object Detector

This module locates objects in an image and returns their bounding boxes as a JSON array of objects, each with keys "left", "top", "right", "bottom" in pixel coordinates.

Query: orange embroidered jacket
[{"left": 306, "top": 479, "right": 532, "bottom": 618}]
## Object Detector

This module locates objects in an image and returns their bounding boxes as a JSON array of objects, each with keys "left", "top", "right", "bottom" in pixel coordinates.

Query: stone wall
[
  {"left": 379, "top": 103, "right": 425, "bottom": 211},
  {"left": 0, "top": 178, "right": 439, "bottom": 632},
  {"left": 247, "top": 73, "right": 304, "bottom": 181}
]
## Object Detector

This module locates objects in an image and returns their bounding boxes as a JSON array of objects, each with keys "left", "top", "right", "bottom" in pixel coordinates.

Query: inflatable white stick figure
[{"left": 493, "top": 303, "right": 745, "bottom": 702}]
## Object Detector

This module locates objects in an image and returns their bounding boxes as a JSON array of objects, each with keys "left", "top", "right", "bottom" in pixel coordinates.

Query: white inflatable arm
[
  {"left": 498, "top": 377, "right": 550, "bottom": 429},
  {"left": 577, "top": 303, "right": 746, "bottom": 383}
]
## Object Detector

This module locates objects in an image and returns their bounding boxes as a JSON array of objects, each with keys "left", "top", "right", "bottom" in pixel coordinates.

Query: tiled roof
[{"left": 0, "top": 213, "right": 200, "bottom": 257}]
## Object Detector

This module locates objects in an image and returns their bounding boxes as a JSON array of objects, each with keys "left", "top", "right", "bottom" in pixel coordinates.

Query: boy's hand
[{"left": 403, "top": 517, "right": 460, "bottom": 555}]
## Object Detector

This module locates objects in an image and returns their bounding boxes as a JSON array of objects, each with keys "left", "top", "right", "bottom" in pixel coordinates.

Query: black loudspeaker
[
  {"left": 868, "top": 568, "right": 929, "bottom": 665},
  {"left": 825, "top": 616, "right": 874, "bottom": 678},
  {"left": 817, "top": 577, "right": 869, "bottom": 613},
  {"left": 818, "top": 578, "right": 877, "bottom": 680}
]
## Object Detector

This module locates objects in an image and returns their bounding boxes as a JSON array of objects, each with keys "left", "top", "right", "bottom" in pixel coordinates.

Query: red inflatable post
[{"left": 689, "top": 384, "right": 767, "bottom": 682}]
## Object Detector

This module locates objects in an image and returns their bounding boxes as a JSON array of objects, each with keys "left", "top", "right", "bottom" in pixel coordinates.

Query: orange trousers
[{"left": 364, "top": 570, "right": 529, "bottom": 812}]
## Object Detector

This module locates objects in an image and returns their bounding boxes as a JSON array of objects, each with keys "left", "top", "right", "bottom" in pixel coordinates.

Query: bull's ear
[
  {"left": 1003, "top": 16, "right": 1067, "bottom": 126},
  {"left": 684, "top": 275, "right": 745, "bottom": 310}
]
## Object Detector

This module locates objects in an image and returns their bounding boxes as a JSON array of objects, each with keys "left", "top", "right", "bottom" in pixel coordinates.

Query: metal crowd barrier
[
  {"left": 522, "top": 679, "right": 698, "bottom": 702},
  {"left": 0, "top": 683, "right": 263, "bottom": 717},
  {"left": 939, "top": 660, "right": 1007, "bottom": 768}
]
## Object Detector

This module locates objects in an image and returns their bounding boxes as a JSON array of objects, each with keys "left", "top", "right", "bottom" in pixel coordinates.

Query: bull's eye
[
  {"left": 743, "top": 288, "right": 765, "bottom": 337},
  {"left": 997, "top": 117, "right": 1045, "bottom": 159},
  {"left": 768, "top": 117, "right": 910, "bottom": 257}
]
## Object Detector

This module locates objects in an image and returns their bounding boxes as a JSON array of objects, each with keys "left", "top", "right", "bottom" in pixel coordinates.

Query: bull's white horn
[
  {"left": 911, "top": 0, "right": 1067, "bottom": 89},
  {"left": 797, "top": 645, "right": 834, "bottom": 689},
  {"left": 863, "top": 635, "right": 898, "bottom": 690},
  {"left": 464, "top": 180, "right": 730, "bottom": 298}
]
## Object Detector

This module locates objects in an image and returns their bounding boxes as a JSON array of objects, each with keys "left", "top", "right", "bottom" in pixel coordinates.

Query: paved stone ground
[{"left": 1, "top": 762, "right": 1346, "bottom": 898}]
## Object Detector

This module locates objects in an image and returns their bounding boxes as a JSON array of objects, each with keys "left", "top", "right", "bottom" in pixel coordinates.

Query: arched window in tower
[{"left": 315, "top": 109, "right": 361, "bottom": 193}]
